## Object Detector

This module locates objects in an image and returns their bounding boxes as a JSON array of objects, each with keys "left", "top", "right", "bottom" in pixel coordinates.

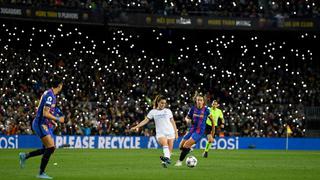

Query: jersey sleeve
[
  {"left": 167, "top": 109, "right": 173, "bottom": 119},
  {"left": 219, "top": 110, "right": 224, "bottom": 119},
  {"left": 44, "top": 93, "right": 54, "bottom": 107},
  {"left": 187, "top": 107, "right": 193, "bottom": 118},
  {"left": 146, "top": 110, "right": 154, "bottom": 120}
]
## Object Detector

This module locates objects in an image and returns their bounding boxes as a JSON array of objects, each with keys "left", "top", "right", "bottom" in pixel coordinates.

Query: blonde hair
[
  {"left": 193, "top": 91, "right": 207, "bottom": 106},
  {"left": 193, "top": 91, "right": 207, "bottom": 104}
]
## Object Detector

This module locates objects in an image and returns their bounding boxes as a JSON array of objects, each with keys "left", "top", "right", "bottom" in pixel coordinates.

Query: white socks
[{"left": 163, "top": 146, "right": 171, "bottom": 159}]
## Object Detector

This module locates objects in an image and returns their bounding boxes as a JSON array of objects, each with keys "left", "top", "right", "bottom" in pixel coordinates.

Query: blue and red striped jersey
[{"left": 187, "top": 106, "right": 211, "bottom": 134}]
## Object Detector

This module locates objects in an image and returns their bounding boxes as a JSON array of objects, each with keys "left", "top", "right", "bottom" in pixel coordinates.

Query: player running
[
  {"left": 19, "top": 75, "right": 65, "bottom": 179},
  {"left": 175, "top": 92, "right": 215, "bottom": 166},
  {"left": 203, "top": 100, "right": 225, "bottom": 158},
  {"left": 130, "top": 95, "right": 178, "bottom": 168}
]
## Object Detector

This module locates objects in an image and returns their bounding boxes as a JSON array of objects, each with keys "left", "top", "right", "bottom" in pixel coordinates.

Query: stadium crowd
[
  {"left": 0, "top": 0, "right": 319, "bottom": 18},
  {"left": 0, "top": 20, "right": 319, "bottom": 137}
]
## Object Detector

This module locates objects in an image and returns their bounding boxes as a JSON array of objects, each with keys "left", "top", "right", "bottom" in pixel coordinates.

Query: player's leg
[
  {"left": 158, "top": 136, "right": 171, "bottom": 167},
  {"left": 179, "top": 131, "right": 191, "bottom": 150},
  {"left": 175, "top": 133, "right": 199, "bottom": 166},
  {"left": 203, "top": 134, "right": 214, "bottom": 158},
  {"left": 158, "top": 137, "right": 170, "bottom": 159},
  {"left": 37, "top": 135, "right": 55, "bottom": 179},
  {"left": 19, "top": 147, "right": 45, "bottom": 169},
  {"left": 167, "top": 138, "right": 174, "bottom": 154},
  {"left": 19, "top": 122, "right": 46, "bottom": 168},
  {"left": 203, "top": 124, "right": 214, "bottom": 158},
  {"left": 24, "top": 147, "right": 46, "bottom": 158},
  {"left": 179, "top": 138, "right": 195, "bottom": 161},
  {"left": 163, "top": 134, "right": 175, "bottom": 164},
  {"left": 179, "top": 139, "right": 186, "bottom": 150}
]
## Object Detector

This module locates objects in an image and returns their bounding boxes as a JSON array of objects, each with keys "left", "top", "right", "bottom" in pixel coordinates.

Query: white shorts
[{"left": 156, "top": 132, "right": 175, "bottom": 140}]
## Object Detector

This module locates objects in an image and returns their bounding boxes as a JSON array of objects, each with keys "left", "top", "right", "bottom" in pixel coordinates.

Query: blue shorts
[
  {"left": 183, "top": 132, "right": 204, "bottom": 142},
  {"left": 32, "top": 120, "right": 54, "bottom": 138}
]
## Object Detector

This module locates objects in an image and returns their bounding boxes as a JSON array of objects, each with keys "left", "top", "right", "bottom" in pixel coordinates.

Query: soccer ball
[{"left": 185, "top": 156, "right": 197, "bottom": 168}]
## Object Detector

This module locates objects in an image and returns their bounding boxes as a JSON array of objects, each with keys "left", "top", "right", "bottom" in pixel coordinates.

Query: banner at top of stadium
[
  {"left": 0, "top": 5, "right": 319, "bottom": 30},
  {"left": 0, "top": 5, "right": 104, "bottom": 25}
]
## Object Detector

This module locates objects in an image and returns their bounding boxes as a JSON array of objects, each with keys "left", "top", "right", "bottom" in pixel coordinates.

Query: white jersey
[{"left": 147, "top": 108, "right": 175, "bottom": 136}]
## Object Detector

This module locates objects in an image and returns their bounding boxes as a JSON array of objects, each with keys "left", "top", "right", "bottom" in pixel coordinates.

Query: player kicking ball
[
  {"left": 130, "top": 95, "right": 178, "bottom": 168},
  {"left": 19, "top": 75, "right": 65, "bottom": 179},
  {"left": 175, "top": 93, "right": 215, "bottom": 166}
]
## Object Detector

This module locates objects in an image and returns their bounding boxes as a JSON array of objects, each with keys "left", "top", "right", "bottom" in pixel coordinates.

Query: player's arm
[
  {"left": 220, "top": 117, "right": 225, "bottom": 128},
  {"left": 184, "top": 116, "right": 192, "bottom": 125},
  {"left": 43, "top": 106, "right": 64, "bottom": 123},
  {"left": 185, "top": 107, "right": 193, "bottom": 125},
  {"left": 130, "top": 117, "right": 150, "bottom": 131},
  {"left": 185, "top": 108, "right": 193, "bottom": 125},
  {"left": 51, "top": 120, "right": 58, "bottom": 130},
  {"left": 170, "top": 118, "right": 179, "bottom": 139},
  {"left": 220, "top": 111, "right": 225, "bottom": 128}
]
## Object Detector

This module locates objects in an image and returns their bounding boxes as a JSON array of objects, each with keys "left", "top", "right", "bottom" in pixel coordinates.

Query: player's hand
[
  {"left": 130, "top": 126, "right": 138, "bottom": 132},
  {"left": 185, "top": 117, "right": 191, "bottom": 124},
  {"left": 59, "top": 116, "right": 65, "bottom": 123},
  {"left": 52, "top": 121, "right": 58, "bottom": 129},
  {"left": 221, "top": 123, "right": 225, "bottom": 129}
]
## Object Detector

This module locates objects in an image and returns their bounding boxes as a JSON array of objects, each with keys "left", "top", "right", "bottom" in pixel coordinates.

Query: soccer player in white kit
[{"left": 130, "top": 95, "right": 178, "bottom": 168}]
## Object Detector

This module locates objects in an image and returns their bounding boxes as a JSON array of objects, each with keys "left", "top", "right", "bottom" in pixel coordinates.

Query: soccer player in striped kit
[
  {"left": 19, "top": 75, "right": 65, "bottom": 179},
  {"left": 175, "top": 92, "right": 215, "bottom": 166}
]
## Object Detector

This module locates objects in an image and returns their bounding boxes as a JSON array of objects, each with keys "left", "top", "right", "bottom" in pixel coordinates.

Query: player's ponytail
[{"left": 153, "top": 95, "right": 160, "bottom": 109}]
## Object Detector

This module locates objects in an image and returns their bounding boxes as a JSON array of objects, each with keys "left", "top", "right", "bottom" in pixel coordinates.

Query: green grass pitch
[{"left": 1, "top": 149, "right": 319, "bottom": 180}]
